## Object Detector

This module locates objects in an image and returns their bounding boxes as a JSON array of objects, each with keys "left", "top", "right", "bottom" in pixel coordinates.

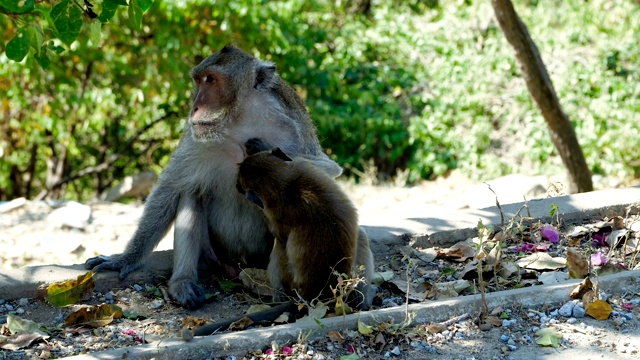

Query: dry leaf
[
  {"left": 326, "top": 330, "right": 345, "bottom": 343},
  {"left": 228, "top": 317, "right": 253, "bottom": 331},
  {"left": 357, "top": 321, "right": 373, "bottom": 335},
  {"left": 246, "top": 304, "right": 272, "bottom": 314},
  {"left": 181, "top": 316, "right": 207, "bottom": 330},
  {"left": 0, "top": 332, "right": 48, "bottom": 351},
  {"left": 426, "top": 322, "right": 447, "bottom": 334},
  {"left": 570, "top": 277, "right": 593, "bottom": 299},
  {"left": 64, "top": 304, "right": 123, "bottom": 328},
  {"left": 374, "top": 332, "right": 386, "bottom": 345},
  {"left": 485, "top": 315, "right": 502, "bottom": 327},
  {"left": 566, "top": 248, "right": 588, "bottom": 279},
  {"left": 437, "top": 242, "right": 476, "bottom": 262},
  {"left": 585, "top": 300, "right": 613, "bottom": 320},
  {"left": 47, "top": 272, "right": 95, "bottom": 307},
  {"left": 516, "top": 253, "right": 566, "bottom": 270}
]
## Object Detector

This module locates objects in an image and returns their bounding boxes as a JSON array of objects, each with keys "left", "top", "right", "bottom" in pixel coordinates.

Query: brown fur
[{"left": 237, "top": 147, "right": 372, "bottom": 306}]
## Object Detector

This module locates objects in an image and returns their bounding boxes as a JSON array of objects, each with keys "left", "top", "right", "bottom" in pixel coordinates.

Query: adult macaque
[
  {"left": 85, "top": 45, "right": 342, "bottom": 309},
  {"left": 236, "top": 143, "right": 374, "bottom": 308}
]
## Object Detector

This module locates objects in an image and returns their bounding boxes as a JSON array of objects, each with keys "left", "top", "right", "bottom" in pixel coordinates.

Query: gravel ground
[{"left": 1, "top": 176, "right": 639, "bottom": 359}]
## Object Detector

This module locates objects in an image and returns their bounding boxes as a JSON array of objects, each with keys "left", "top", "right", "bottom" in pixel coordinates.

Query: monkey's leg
[
  {"left": 268, "top": 239, "right": 289, "bottom": 302},
  {"left": 85, "top": 183, "right": 179, "bottom": 279},
  {"left": 351, "top": 227, "right": 375, "bottom": 310},
  {"left": 168, "top": 194, "right": 209, "bottom": 309}
]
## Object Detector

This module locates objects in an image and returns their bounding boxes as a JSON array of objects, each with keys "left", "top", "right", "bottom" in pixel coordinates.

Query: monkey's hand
[{"left": 84, "top": 254, "right": 142, "bottom": 280}]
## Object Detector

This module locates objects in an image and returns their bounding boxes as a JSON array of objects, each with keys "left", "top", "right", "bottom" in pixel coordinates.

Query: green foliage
[{"left": 1, "top": 0, "right": 640, "bottom": 201}]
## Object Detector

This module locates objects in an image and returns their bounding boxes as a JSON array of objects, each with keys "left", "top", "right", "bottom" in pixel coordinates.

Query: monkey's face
[
  {"left": 236, "top": 148, "right": 293, "bottom": 210},
  {"left": 188, "top": 45, "right": 277, "bottom": 143}
]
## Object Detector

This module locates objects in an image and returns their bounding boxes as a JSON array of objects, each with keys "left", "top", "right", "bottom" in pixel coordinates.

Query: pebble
[
  {"left": 150, "top": 299, "right": 164, "bottom": 309},
  {"left": 502, "top": 319, "right": 517, "bottom": 327},
  {"left": 5, "top": 304, "right": 14, "bottom": 311},
  {"left": 384, "top": 352, "right": 391, "bottom": 358},
  {"left": 522, "top": 335, "right": 532, "bottom": 343},
  {"left": 104, "top": 292, "right": 115, "bottom": 301},
  {"left": 18, "top": 298, "right": 29, "bottom": 307},
  {"left": 558, "top": 302, "right": 574, "bottom": 317},
  {"left": 133, "top": 284, "right": 144, "bottom": 292},
  {"left": 390, "top": 346, "right": 401, "bottom": 356},
  {"left": 499, "top": 335, "right": 509, "bottom": 343},
  {"left": 630, "top": 299, "right": 640, "bottom": 305},
  {"left": 585, "top": 326, "right": 596, "bottom": 334},
  {"left": 527, "top": 312, "right": 537, "bottom": 318},
  {"left": 566, "top": 317, "right": 577, "bottom": 324},
  {"left": 612, "top": 317, "right": 626, "bottom": 326},
  {"left": 507, "top": 344, "right": 517, "bottom": 351},
  {"left": 410, "top": 340, "right": 421, "bottom": 347},
  {"left": 507, "top": 339, "right": 516, "bottom": 346},
  {"left": 572, "top": 306, "right": 586, "bottom": 318},
  {"left": 549, "top": 310, "right": 559, "bottom": 317},
  {"left": 15, "top": 308, "right": 25, "bottom": 315},
  {"left": 623, "top": 313, "right": 634, "bottom": 320},
  {"left": 0, "top": 299, "right": 5, "bottom": 305}
]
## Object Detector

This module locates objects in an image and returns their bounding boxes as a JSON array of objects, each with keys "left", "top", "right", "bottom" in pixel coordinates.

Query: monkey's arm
[
  {"left": 85, "top": 183, "right": 180, "bottom": 279},
  {"left": 194, "top": 301, "right": 298, "bottom": 336}
]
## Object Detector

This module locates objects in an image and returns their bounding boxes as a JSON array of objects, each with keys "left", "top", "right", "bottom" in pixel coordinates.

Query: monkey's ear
[
  {"left": 255, "top": 61, "right": 276, "bottom": 90},
  {"left": 271, "top": 148, "right": 293, "bottom": 162}
]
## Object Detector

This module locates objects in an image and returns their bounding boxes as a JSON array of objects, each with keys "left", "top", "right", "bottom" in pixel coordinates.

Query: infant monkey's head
[{"left": 236, "top": 147, "right": 293, "bottom": 209}]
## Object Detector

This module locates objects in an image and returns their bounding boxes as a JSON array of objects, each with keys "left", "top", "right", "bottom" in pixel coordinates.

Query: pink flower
[
  {"left": 265, "top": 348, "right": 274, "bottom": 355},
  {"left": 591, "top": 251, "right": 607, "bottom": 266},
  {"left": 592, "top": 232, "right": 608, "bottom": 247},
  {"left": 622, "top": 303, "right": 633, "bottom": 310},
  {"left": 347, "top": 345, "right": 356, "bottom": 353},
  {"left": 541, "top": 225, "right": 560, "bottom": 243},
  {"left": 122, "top": 329, "right": 136, "bottom": 336},
  {"left": 281, "top": 346, "right": 293, "bottom": 355},
  {"left": 512, "top": 243, "right": 548, "bottom": 253}
]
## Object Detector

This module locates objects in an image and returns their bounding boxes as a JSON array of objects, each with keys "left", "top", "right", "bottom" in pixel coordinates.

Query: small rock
[
  {"left": 566, "top": 317, "right": 577, "bottom": 324},
  {"left": 0, "top": 299, "right": 4, "bottom": 305},
  {"left": 47, "top": 201, "right": 92, "bottom": 229},
  {"left": 5, "top": 304, "right": 14, "bottom": 311},
  {"left": 612, "top": 317, "right": 626, "bottom": 326},
  {"left": 585, "top": 326, "right": 596, "bottom": 334},
  {"left": 558, "top": 302, "right": 574, "bottom": 317},
  {"left": 15, "top": 308, "right": 25, "bottom": 315},
  {"left": 384, "top": 352, "right": 391, "bottom": 358},
  {"left": 507, "top": 344, "right": 517, "bottom": 351},
  {"left": 390, "top": 346, "right": 401, "bottom": 356},
  {"left": 572, "top": 306, "right": 586, "bottom": 318},
  {"left": 410, "top": 340, "right": 421, "bottom": 348},
  {"left": 623, "top": 313, "right": 634, "bottom": 320},
  {"left": 630, "top": 299, "right": 640, "bottom": 305},
  {"left": 133, "top": 284, "right": 144, "bottom": 292},
  {"left": 499, "top": 335, "right": 510, "bottom": 343},
  {"left": 18, "top": 298, "right": 29, "bottom": 307},
  {"left": 507, "top": 339, "right": 516, "bottom": 346},
  {"left": 150, "top": 299, "right": 164, "bottom": 309},
  {"left": 549, "top": 310, "right": 559, "bottom": 317},
  {"left": 104, "top": 292, "right": 115, "bottom": 301}
]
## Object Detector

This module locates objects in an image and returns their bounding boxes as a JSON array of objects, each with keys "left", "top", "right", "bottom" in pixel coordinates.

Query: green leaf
[
  {"left": 46, "top": 272, "right": 95, "bottom": 307},
  {"left": 128, "top": 0, "right": 143, "bottom": 31},
  {"left": 98, "top": 0, "right": 119, "bottom": 23},
  {"left": 26, "top": 25, "right": 44, "bottom": 54},
  {"left": 6, "top": 28, "right": 30, "bottom": 62},
  {"left": 0, "top": 0, "right": 35, "bottom": 14},
  {"left": 218, "top": 279, "right": 242, "bottom": 293},
  {"left": 138, "top": 0, "right": 154, "bottom": 12},
  {"left": 535, "top": 327, "right": 562, "bottom": 348},
  {"left": 549, "top": 203, "right": 559, "bottom": 217},
  {"left": 340, "top": 354, "right": 359, "bottom": 360},
  {"left": 107, "top": 0, "right": 128, "bottom": 5},
  {"left": 89, "top": 21, "right": 101, "bottom": 46},
  {"left": 51, "top": 0, "right": 84, "bottom": 46},
  {"left": 7, "top": 314, "right": 48, "bottom": 336},
  {"left": 35, "top": 47, "right": 50, "bottom": 69}
]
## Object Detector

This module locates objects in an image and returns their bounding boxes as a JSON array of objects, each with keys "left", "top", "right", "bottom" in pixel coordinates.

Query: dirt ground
[{"left": 1, "top": 174, "right": 639, "bottom": 359}]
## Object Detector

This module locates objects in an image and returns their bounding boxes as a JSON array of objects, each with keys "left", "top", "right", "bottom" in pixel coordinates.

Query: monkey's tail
[{"left": 193, "top": 301, "right": 299, "bottom": 336}]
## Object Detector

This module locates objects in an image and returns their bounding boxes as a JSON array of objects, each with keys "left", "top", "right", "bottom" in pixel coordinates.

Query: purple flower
[
  {"left": 592, "top": 232, "right": 608, "bottom": 247},
  {"left": 512, "top": 243, "right": 548, "bottom": 253},
  {"left": 541, "top": 225, "right": 560, "bottom": 243},
  {"left": 282, "top": 346, "right": 293, "bottom": 355},
  {"left": 591, "top": 251, "right": 607, "bottom": 266}
]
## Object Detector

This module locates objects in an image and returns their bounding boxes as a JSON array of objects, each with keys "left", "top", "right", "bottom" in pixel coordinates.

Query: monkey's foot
[
  {"left": 84, "top": 254, "right": 141, "bottom": 280},
  {"left": 169, "top": 278, "right": 206, "bottom": 310}
]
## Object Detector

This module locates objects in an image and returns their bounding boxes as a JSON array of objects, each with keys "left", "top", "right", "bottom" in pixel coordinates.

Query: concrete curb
[{"left": 63, "top": 270, "right": 640, "bottom": 359}]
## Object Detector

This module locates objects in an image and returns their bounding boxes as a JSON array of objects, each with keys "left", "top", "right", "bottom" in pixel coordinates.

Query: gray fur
[{"left": 86, "top": 45, "right": 342, "bottom": 309}]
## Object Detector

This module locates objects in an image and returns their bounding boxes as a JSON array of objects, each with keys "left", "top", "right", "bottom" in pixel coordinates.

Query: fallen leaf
[
  {"left": 570, "top": 277, "right": 593, "bottom": 299},
  {"left": 357, "top": 321, "right": 373, "bottom": 335},
  {"left": 516, "top": 253, "right": 566, "bottom": 270},
  {"left": 0, "top": 332, "right": 49, "bottom": 351},
  {"left": 426, "top": 322, "right": 447, "bottom": 333},
  {"left": 47, "top": 272, "right": 95, "bottom": 307},
  {"left": 6, "top": 314, "right": 47, "bottom": 336},
  {"left": 298, "top": 303, "right": 328, "bottom": 323},
  {"left": 535, "top": 327, "right": 562, "bottom": 347},
  {"left": 498, "top": 262, "right": 518, "bottom": 278},
  {"left": 437, "top": 241, "right": 476, "bottom": 262},
  {"left": 326, "top": 330, "right": 345, "bottom": 343},
  {"left": 372, "top": 270, "right": 394, "bottom": 285},
  {"left": 228, "top": 317, "right": 253, "bottom": 331},
  {"left": 566, "top": 248, "right": 588, "bottom": 278},
  {"left": 218, "top": 279, "right": 243, "bottom": 294},
  {"left": 65, "top": 304, "right": 123, "bottom": 328},
  {"left": 415, "top": 248, "right": 438, "bottom": 263},
  {"left": 537, "top": 271, "right": 568, "bottom": 285},
  {"left": 335, "top": 296, "right": 353, "bottom": 316},
  {"left": 607, "top": 229, "right": 628, "bottom": 248},
  {"left": 274, "top": 313, "right": 290, "bottom": 323},
  {"left": 246, "top": 304, "right": 272, "bottom": 314},
  {"left": 484, "top": 315, "right": 502, "bottom": 327},
  {"left": 585, "top": 300, "right": 613, "bottom": 320},
  {"left": 374, "top": 332, "right": 386, "bottom": 345},
  {"left": 181, "top": 316, "right": 207, "bottom": 330}
]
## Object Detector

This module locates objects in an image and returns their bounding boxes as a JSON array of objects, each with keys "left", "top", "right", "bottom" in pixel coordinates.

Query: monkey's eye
[{"left": 203, "top": 75, "right": 215, "bottom": 83}]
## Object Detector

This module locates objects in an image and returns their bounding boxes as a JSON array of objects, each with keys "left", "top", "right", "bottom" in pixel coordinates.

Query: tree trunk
[{"left": 491, "top": 0, "right": 593, "bottom": 193}]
